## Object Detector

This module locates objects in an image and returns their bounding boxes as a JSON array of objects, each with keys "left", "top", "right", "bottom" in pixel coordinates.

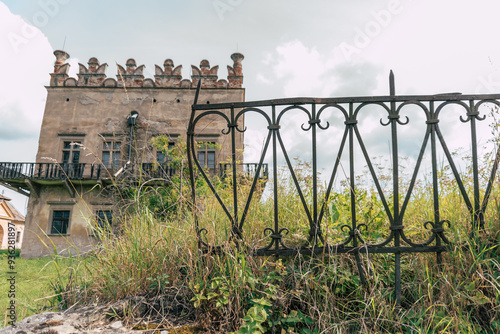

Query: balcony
[
  {"left": 0, "top": 162, "right": 102, "bottom": 180},
  {"left": 219, "top": 162, "right": 269, "bottom": 180},
  {"left": 0, "top": 162, "right": 268, "bottom": 196}
]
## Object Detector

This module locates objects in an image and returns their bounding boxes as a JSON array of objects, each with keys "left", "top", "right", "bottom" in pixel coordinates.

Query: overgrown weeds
[{"left": 43, "top": 138, "right": 500, "bottom": 333}]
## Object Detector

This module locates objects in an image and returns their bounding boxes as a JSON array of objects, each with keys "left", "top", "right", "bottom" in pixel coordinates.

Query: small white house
[{"left": 0, "top": 194, "right": 25, "bottom": 250}]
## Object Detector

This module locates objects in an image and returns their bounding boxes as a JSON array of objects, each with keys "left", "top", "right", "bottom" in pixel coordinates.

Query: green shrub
[{"left": 0, "top": 248, "right": 20, "bottom": 258}]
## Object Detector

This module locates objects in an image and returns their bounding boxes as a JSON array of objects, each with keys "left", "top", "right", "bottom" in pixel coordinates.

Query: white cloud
[
  {"left": 265, "top": 40, "right": 327, "bottom": 97},
  {"left": 248, "top": 34, "right": 500, "bottom": 198},
  {"left": 256, "top": 73, "right": 271, "bottom": 85},
  {"left": 0, "top": 2, "right": 52, "bottom": 152},
  {"left": 67, "top": 57, "right": 80, "bottom": 78},
  {"left": 248, "top": 40, "right": 389, "bottom": 178},
  {"left": 257, "top": 40, "right": 384, "bottom": 99},
  {"left": 0, "top": 2, "right": 55, "bottom": 214}
]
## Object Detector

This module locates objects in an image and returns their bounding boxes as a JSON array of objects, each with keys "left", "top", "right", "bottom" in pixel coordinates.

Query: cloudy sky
[{"left": 2, "top": 0, "right": 500, "bottom": 214}]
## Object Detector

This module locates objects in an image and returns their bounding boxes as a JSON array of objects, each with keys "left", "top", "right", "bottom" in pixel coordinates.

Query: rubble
[{"left": 1, "top": 296, "right": 200, "bottom": 334}]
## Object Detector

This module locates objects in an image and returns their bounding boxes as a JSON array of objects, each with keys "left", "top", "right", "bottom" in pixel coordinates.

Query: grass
[
  {"left": 63, "top": 218, "right": 499, "bottom": 333},
  {"left": 3, "top": 146, "right": 500, "bottom": 332},
  {"left": 0, "top": 255, "right": 80, "bottom": 327},
  {"left": 42, "top": 154, "right": 497, "bottom": 333}
]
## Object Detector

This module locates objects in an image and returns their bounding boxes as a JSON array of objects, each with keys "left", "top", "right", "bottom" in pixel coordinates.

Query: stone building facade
[
  {"left": 0, "top": 50, "right": 246, "bottom": 258},
  {"left": 0, "top": 194, "right": 25, "bottom": 251}
]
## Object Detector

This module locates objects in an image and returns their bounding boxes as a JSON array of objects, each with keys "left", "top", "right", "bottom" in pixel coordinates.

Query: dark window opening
[
  {"left": 197, "top": 141, "right": 217, "bottom": 169},
  {"left": 51, "top": 210, "right": 70, "bottom": 234},
  {"left": 96, "top": 210, "right": 113, "bottom": 229},
  {"left": 62, "top": 141, "right": 81, "bottom": 164},
  {"left": 156, "top": 142, "right": 175, "bottom": 164}
]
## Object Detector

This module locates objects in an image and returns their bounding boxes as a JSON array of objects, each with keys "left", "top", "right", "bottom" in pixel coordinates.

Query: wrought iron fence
[{"left": 188, "top": 73, "right": 500, "bottom": 305}]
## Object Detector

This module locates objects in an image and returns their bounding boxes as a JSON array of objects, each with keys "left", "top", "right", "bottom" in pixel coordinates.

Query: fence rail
[
  {"left": 0, "top": 162, "right": 94, "bottom": 180},
  {"left": 188, "top": 73, "right": 500, "bottom": 305},
  {"left": 0, "top": 162, "right": 267, "bottom": 181}
]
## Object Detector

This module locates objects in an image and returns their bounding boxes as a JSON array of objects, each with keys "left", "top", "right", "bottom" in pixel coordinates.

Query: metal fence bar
[{"left": 188, "top": 73, "right": 500, "bottom": 306}]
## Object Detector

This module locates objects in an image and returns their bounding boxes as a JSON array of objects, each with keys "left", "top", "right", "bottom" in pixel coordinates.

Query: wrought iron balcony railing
[
  {"left": 219, "top": 162, "right": 269, "bottom": 179},
  {"left": 0, "top": 162, "right": 103, "bottom": 180},
  {"left": 0, "top": 162, "right": 268, "bottom": 182}
]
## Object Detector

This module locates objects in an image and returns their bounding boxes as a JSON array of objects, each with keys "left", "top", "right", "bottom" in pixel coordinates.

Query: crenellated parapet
[
  {"left": 50, "top": 51, "right": 244, "bottom": 89},
  {"left": 78, "top": 57, "right": 108, "bottom": 86}
]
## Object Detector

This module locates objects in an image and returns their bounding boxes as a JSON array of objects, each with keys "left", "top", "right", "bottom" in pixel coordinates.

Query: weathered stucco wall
[
  {"left": 21, "top": 185, "right": 105, "bottom": 258},
  {"left": 0, "top": 221, "right": 23, "bottom": 250},
  {"left": 35, "top": 86, "right": 245, "bottom": 166},
  {"left": 22, "top": 51, "right": 245, "bottom": 258},
  {"left": 0, "top": 199, "right": 24, "bottom": 250}
]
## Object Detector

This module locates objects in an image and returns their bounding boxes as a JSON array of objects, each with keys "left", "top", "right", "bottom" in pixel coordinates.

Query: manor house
[{"left": 0, "top": 50, "right": 247, "bottom": 258}]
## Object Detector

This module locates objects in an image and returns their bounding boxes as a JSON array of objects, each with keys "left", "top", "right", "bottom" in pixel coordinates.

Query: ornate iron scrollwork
[{"left": 188, "top": 74, "right": 500, "bottom": 305}]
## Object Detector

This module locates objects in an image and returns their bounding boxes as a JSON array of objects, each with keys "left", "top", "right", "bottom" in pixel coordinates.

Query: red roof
[{"left": 0, "top": 196, "right": 25, "bottom": 222}]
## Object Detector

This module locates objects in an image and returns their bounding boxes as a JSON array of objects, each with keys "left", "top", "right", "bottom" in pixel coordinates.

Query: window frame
[
  {"left": 101, "top": 140, "right": 122, "bottom": 169},
  {"left": 48, "top": 209, "right": 72, "bottom": 235},
  {"left": 61, "top": 140, "right": 82, "bottom": 164},
  {"left": 156, "top": 142, "right": 176, "bottom": 164},
  {"left": 197, "top": 141, "right": 218, "bottom": 169},
  {"left": 95, "top": 209, "right": 113, "bottom": 229}
]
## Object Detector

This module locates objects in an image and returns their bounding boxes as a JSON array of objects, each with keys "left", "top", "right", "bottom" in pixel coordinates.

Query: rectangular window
[
  {"left": 197, "top": 141, "right": 217, "bottom": 169},
  {"left": 51, "top": 210, "right": 70, "bottom": 234},
  {"left": 207, "top": 151, "right": 215, "bottom": 168},
  {"left": 96, "top": 210, "right": 113, "bottom": 229},
  {"left": 61, "top": 141, "right": 83, "bottom": 178},
  {"left": 156, "top": 142, "right": 175, "bottom": 164},
  {"left": 156, "top": 151, "right": 166, "bottom": 164},
  {"left": 102, "top": 141, "right": 121, "bottom": 168},
  {"left": 198, "top": 151, "right": 206, "bottom": 168},
  {"left": 62, "top": 141, "right": 81, "bottom": 164},
  {"left": 16, "top": 231, "right": 21, "bottom": 243}
]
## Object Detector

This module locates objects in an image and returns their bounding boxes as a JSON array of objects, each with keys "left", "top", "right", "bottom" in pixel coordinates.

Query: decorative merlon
[
  {"left": 155, "top": 59, "right": 184, "bottom": 87},
  {"left": 116, "top": 59, "right": 145, "bottom": 88},
  {"left": 228, "top": 53, "right": 244, "bottom": 88},
  {"left": 191, "top": 60, "right": 224, "bottom": 88},
  {"left": 50, "top": 50, "right": 70, "bottom": 86},
  {"left": 77, "top": 57, "right": 108, "bottom": 86},
  {"left": 50, "top": 50, "right": 244, "bottom": 89}
]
